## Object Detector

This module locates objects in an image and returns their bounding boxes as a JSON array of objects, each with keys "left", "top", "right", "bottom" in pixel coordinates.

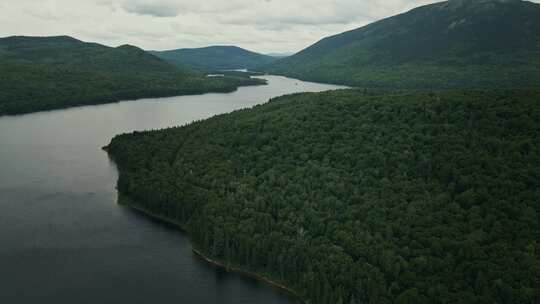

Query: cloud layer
[{"left": 1, "top": 0, "right": 538, "bottom": 53}]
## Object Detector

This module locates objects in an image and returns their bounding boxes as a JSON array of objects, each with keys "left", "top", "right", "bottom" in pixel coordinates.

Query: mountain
[
  {"left": 0, "top": 35, "right": 189, "bottom": 74},
  {"left": 0, "top": 36, "right": 265, "bottom": 115},
  {"left": 151, "top": 46, "right": 277, "bottom": 70},
  {"left": 267, "top": 0, "right": 540, "bottom": 89},
  {"left": 106, "top": 88, "right": 540, "bottom": 304}
]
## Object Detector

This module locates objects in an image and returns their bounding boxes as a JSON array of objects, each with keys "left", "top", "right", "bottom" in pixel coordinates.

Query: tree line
[{"left": 0, "top": 59, "right": 265, "bottom": 115}]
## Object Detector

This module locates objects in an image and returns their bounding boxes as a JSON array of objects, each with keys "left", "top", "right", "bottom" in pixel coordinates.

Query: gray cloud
[
  {"left": 122, "top": 3, "right": 179, "bottom": 17},
  {"left": 118, "top": 0, "right": 252, "bottom": 17},
  {"left": 1, "top": 0, "right": 539, "bottom": 53}
]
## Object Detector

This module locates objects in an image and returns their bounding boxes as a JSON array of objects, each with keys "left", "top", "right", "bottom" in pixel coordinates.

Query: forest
[
  {"left": 268, "top": 62, "right": 540, "bottom": 91},
  {"left": 106, "top": 89, "right": 540, "bottom": 304},
  {"left": 0, "top": 59, "right": 264, "bottom": 115},
  {"left": 0, "top": 36, "right": 265, "bottom": 115}
]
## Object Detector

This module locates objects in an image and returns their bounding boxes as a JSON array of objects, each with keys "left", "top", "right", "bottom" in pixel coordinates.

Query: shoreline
[
  {"left": 1, "top": 78, "right": 267, "bottom": 117},
  {"left": 119, "top": 197, "right": 305, "bottom": 303},
  {"left": 191, "top": 248, "right": 304, "bottom": 303},
  {"left": 120, "top": 198, "right": 188, "bottom": 232}
]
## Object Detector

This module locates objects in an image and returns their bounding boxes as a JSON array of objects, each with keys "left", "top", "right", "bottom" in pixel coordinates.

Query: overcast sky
[{"left": 1, "top": 0, "right": 538, "bottom": 53}]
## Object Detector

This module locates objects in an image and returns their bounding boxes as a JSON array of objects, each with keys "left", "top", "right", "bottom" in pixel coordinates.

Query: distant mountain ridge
[
  {"left": 0, "top": 35, "right": 187, "bottom": 74},
  {"left": 267, "top": 0, "right": 540, "bottom": 89},
  {"left": 151, "top": 46, "right": 277, "bottom": 70}
]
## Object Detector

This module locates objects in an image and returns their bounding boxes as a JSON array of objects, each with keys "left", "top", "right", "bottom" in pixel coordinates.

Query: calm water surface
[{"left": 0, "top": 76, "right": 346, "bottom": 304}]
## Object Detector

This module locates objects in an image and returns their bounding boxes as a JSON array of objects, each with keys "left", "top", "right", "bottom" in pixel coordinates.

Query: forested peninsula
[
  {"left": 106, "top": 89, "right": 540, "bottom": 304},
  {"left": 0, "top": 36, "right": 265, "bottom": 116}
]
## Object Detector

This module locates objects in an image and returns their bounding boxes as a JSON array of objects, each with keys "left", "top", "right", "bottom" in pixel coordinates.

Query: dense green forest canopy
[
  {"left": 107, "top": 89, "right": 540, "bottom": 304},
  {"left": 0, "top": 36, "right": 265, "bottom": 115},
  {"left": 266, "top": 0, "right": 540, "bottom": 89},
  {"left": 151, "top": 46, "right": 277, "bottom": 71}
]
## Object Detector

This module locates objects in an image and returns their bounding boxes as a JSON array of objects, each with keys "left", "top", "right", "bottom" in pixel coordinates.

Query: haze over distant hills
[
  {"left": 266, "top": 52, "right": 295, "bottom": 58},
  {"left": 267, "top": 0, "right": 540, "bottom": 89},
  {"left": 0, "top": 36, "right": 264, "bottom": 115},
  {"left": 151, "top": 46, "right": 277, "bottom": 71}
]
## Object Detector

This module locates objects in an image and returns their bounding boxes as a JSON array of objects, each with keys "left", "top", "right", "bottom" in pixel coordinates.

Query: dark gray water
[{"left": 0, "top": 76, "right": 345, "bottom": 304}]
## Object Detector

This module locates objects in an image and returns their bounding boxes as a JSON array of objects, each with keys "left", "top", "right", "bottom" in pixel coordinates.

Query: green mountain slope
[
  {"left": 151, "top": 46, "right": 277, "bottom": 70},
  {"left": 107, "top": 89, "right": 540, "bottom": 304},
  {"left": 267, "top": 0, "right": 540, "bottom": 89},
  {"left": 0, "top": 35, "right": 194, "bottom": 74},
  {"left": 0, "top": 36, "right": 265, "bottom": 115}
]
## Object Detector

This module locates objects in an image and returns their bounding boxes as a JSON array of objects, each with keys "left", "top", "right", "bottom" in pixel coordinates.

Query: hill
[
  {"left": 266, "top": 0, "right": 540, "bottom": 89},
  {"left": 0, "top": 35, "right": 185, "bottom": 74},
  {"left": 106, "top": 89, "right": 540, "bottom": 304},
  {"left": 151, "top": 46, "right": 277, "bottom": 70},
  {"left": 0, "top": 36, "right": 265, "bottom": 115}
]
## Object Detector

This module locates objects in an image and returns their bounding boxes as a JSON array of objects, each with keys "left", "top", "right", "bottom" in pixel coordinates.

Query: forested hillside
[
  {"left": 151, "top": 46, "right": 277, "bottom": 70},
  {"left": 107, "top": 89, "right": 540, "bottom": 304},
  {"left": 266, "top": 0, "right": 540, "bottom": 89},
  {"left": 0, "top": 36, "right": 265, "bottom": 115}
]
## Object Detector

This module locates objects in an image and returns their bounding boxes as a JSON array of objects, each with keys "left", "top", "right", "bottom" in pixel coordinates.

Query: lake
[{"left": 0, "top": 76, "right": 346, "bottom": 304}]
